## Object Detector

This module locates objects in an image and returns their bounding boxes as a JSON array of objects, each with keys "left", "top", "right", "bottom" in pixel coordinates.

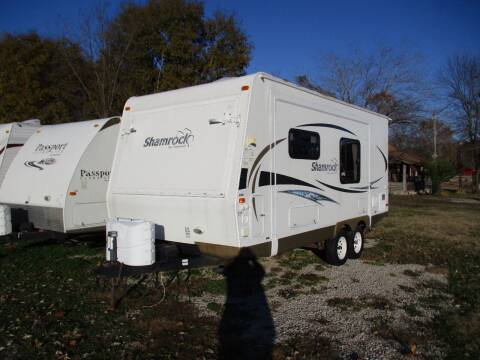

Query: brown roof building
[{"left": 388, "top": 145, "right": 426, "bottom": 193}]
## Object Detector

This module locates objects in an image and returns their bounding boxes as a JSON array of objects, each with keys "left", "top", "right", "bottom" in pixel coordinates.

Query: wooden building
[{"left": 388, "top": 145, "right": 427, "bottom": 193}]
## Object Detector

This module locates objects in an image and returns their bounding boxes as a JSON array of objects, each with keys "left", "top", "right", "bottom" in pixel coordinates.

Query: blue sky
[{"left": 0, "top": 0, "right": 478, "bottom": 82}]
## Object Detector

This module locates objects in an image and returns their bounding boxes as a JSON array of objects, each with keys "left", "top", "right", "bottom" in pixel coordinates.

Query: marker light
[
  {"left": 239, "top": 197, "right": 246, "bottom": 204},
  {"left": 125, "top": 106, "right": 131, "bottom": 111},
  {"left": 241, "top": 85, "right": 249, "bottom": 91},
  {"left": 69, "top": 191, "right": 77, "bottom": 196}
]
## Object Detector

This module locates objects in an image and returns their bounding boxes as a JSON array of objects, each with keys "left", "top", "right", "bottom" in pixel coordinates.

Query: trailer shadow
[
  {"left": 72, "top": 232, "right": 106, "bottom": 248},
  {"left": 307, "top": 246, "right": 327, "bottom": 262},
  {"left": 218, "top": 249, "right": 275, "bottom": 360},
  {"left": 1, "top": 231, "right": 106, "bottom": 252}
]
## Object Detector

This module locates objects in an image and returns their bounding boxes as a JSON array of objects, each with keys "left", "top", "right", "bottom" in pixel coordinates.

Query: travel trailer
[
  {"left": 0, "top": 119, "right": 41, "bottom": 235},
  {"left": 0, "top": 118, "right": 120, "bottom": 234},
  {"left": 106, "top": 73, "right": 388, "bottom": 267}
]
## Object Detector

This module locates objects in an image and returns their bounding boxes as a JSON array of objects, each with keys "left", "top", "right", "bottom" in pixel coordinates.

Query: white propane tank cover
[
  {"left": 0, "top": 205, "right": 12, "bottom": 236},
  {"left": 106, "top": 219, "right": 155, "bottom": 266}
]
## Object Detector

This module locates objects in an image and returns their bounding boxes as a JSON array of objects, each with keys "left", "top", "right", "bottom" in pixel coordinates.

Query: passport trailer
[
  {"left": 106, "top": 72, "right": 389, "bottom": 268},
  {"left": 0, "top": 118, "right": 120, "bottom": 235},
  {"left": 0, "top": 119, "right": 41, "bottom": 235}
]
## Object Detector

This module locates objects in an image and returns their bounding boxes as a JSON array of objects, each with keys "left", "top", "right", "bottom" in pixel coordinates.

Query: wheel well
[{"left": 357, "top": 221, "right": 367, "bottom": 231}]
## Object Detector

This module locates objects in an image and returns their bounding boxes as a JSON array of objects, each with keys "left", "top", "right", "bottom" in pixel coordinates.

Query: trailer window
[
  {"left": 289, "top": 129, "right": 320, "bottom": 160},
  {"left": 340, "top": 138, "right": 360, "bottom": 184}
]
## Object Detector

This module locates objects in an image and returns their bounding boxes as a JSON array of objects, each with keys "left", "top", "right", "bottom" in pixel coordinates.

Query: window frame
[
  {"left": 339, "top": 137, "right": 361, "bottom": 184},
  {"left": 288, "top": 128, "right": 320, "bottom": 160}
]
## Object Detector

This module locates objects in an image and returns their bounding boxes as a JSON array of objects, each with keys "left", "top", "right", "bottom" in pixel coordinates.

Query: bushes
[{"left": 425, "top": 159, "right": 456, "bottom": 194}]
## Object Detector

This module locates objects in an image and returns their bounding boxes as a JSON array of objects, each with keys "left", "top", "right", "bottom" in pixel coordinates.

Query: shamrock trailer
[{"left": 106, "top": 73, "right": 389, "bottom": 267}]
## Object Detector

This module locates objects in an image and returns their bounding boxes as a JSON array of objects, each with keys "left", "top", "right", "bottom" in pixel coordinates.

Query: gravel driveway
[{"left": 192, "top": 239, "right": 451, "bottom": 359}]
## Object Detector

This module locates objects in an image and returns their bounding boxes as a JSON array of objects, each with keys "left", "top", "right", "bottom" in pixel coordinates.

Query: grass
[
  {"left": 206, "top": 302, "right": 222, "bottom": 313},
  {"left": 203, "top": 279, "right": 227, "bottom": 295},
  {"left": 398, "top": 284, "right": 415, "bottom": 293},
  {"left": 0, "top": 194, "right": 479, "bottom": 358},
  {"left": 403, "top": 304, "right": 422, "bottom": 317},
  {"left": 365, "top": 195, "right": 480, "bottom": 359},
  {"left": 0, "top": 238, "right": 219, "bottom": 359},
  {"left": 403, "top": 269, "right": 421, "bottom": 278},
  {"left": 277, "top": 248, "right": 319, "bottom": 270},
  {"left": 326, "top": 297, "right": 356, "bottom": 310}
]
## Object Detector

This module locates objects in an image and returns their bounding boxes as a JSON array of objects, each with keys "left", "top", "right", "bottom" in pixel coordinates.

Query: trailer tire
[
  {"left": 347, "top": 226, "right": 364, "bottom": 259},
  {"left": 325, "top": 231, "right": 348, "bottom": 266}
]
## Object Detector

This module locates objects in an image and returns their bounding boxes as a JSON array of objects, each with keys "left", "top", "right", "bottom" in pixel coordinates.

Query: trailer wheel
[
  {"left": 347, "top": 226, "right": 364, "bottom": 259},
  {"left": 325, "top": 231, "right": 348, "bottom": 266}
]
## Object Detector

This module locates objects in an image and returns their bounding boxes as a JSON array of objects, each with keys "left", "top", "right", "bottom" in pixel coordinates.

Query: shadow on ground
[
  {"left": 2, "top": 231, "right": 106, "bottom": 250},
  {"left": 218, "top": 248, "right": 275, "bottom": 360}
]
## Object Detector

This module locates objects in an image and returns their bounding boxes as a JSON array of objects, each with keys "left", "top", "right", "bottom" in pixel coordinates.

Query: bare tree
[
  {"left": 295, "top": 75, "right": 334, "bottom": 96},
  {"left": 440, "top": 54, "right": 480, "bottom": 192},
  {"left": 298, "top": 46, "right": 426, "bottom": 126},
  {"left": 60, "top": 1, "right": 136, "bottom": 118}
]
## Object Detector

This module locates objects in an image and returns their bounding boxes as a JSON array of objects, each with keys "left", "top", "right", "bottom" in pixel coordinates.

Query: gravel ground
[
  {"left": 191, "top": 239, "right": 451, "bottom": 359},
  {"left": 271, "top": 260, "right": 449, "bottom": 359}
]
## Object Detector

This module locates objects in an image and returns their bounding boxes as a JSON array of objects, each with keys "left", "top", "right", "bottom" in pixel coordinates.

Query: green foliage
[
  {"left": 425, "top": 159, "right": 456, "bottom": 194},
  {"left": 277, "top": 248, "right": 319, "bottom": 270},
  {"left": 0, "top": 0, "right": 252, "bottom": 122},
  {"left": 206, "top": 301, "right": 222, "bottom": 313},
  {"left": 99, "top": 0, "right": 252, "bottom": 115},
  {"left": 203, "top": 279, "right": 226, "bottom": 295},
  {"left": 0, "top": 33, "right": 91, "bottom": 124}
]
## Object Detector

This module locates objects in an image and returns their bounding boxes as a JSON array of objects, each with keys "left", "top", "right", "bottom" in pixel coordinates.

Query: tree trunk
[{"left": 473, "top": 148, "right": 480, "bottom": 193}]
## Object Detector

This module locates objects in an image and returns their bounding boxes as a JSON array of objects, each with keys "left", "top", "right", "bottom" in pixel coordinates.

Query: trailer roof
[
  {"left": 257, "top": 73, "right": 391, "bottom": 121},
  {"left": 124, "top": 72, "right": 390, "bottom": 121}
]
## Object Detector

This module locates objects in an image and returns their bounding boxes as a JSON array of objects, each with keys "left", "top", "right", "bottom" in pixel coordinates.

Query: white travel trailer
[
  {"left": 0, "top": 119, "right": 41, "bottom": 185},
  {"left": 0, "top": 119, "right": 41, "bottom": 235},
  {"left": 106, "top": 73, "right": 388, "bottom": 267},
  {"left": 0, "top": 118, "right": 120, "bottom": 234}
]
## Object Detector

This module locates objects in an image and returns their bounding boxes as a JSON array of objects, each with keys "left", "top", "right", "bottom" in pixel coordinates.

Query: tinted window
[
  {"left": 288, "top": 129, "right": 320, "bottom": 160},
  {"left": 238, "top": 168, "right": 248, "bottom": 189},
  {"left": 340, "top": 138, "right": 361, "bottom": 184}
]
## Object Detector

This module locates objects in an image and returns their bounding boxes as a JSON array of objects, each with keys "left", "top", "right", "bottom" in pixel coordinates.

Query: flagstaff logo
[
  {"left": 143, "top": 128, "right": 194, "bottom": 149},
  {"left": 311, "top": 158, "right": 338, "bottom": 174},
  {"left": 80, "top": 169, "right": 110, "bottom": 181},
  {"left": 35, "top": 143, "right": 68, "bottom": 154},
  {"left": 24, "top": 157, "right": 56, "bottom": 171}
]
